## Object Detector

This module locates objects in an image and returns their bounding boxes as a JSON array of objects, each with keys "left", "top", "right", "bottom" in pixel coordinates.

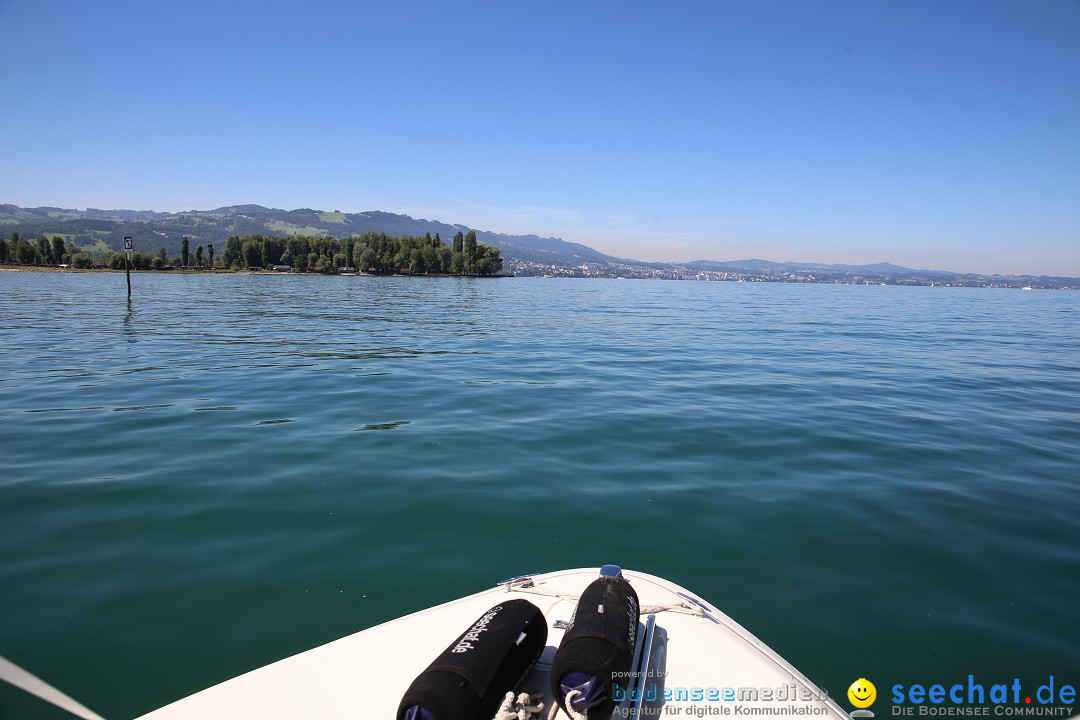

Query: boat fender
[
  {"left": 398, "top": 598, "right": 548, "bottom": 720},
  {"left": 550, "top": 575, "right": 640, "bottom": 718}
]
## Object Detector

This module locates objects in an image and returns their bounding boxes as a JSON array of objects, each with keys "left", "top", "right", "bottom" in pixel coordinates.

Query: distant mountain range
[
  {"left": 0, "top": 203, "right": 609, "bottom": 266},
  {"left": 1, "top": 203, "right": 1075, "bottom": 287}
]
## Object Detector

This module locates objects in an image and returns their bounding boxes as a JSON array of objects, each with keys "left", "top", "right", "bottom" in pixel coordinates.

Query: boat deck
[{"left": 136, "top": 568, "right": 850, "bottom": 719}]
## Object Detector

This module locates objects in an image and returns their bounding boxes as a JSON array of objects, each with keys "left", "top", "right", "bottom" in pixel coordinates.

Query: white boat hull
[{"left": 136, "top": 568, "right": 850, "bottom": 719}]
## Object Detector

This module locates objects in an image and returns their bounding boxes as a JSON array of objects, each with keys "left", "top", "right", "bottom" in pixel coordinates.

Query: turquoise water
[{"left": 1, "top": 272, "right": 1078, "bottom": 719}]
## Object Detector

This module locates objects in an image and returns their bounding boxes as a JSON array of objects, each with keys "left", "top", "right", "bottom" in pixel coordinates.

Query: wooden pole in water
[{"left": 123, "top": 235, "right": 132, "bottom": 298}]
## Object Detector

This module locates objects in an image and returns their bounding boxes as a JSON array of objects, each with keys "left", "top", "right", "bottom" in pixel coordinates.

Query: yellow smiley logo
[{"left": 848, "top": 678, "right": 876, "bottom": 709}]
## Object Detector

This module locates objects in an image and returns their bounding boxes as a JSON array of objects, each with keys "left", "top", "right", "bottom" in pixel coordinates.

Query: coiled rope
[{"left": 494, "top": 691, "right": 546, "bottom": 720}]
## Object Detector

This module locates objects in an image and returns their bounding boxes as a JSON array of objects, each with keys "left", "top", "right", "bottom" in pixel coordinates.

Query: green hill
[{"left": 0, "top": 204, "right": 615, "bottom": 265}]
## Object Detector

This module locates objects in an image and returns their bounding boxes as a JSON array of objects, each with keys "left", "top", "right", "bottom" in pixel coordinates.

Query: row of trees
[
  {"left": 106, "top": 243, "right": 216, "bottom": 271},
  {"left": 0, "top": 232, "right": 94, "bottom": 267},
  {"left": 217, "top": 230, "right": 502, "bottom": 275},
  {"left": 2, "top": 230, "right": 504, "bottom": 276}
]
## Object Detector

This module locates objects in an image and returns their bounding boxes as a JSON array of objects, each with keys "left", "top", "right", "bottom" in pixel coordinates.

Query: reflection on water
[
  {"left": 356, "top": 420, "right": 412, "bottom": 431},
  {"left": 123, "top": 297, "right": 136, "bottom": 342}
]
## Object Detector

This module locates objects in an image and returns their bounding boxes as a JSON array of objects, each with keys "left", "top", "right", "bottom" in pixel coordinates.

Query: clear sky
[{"left": 2, "top": 0, "right": 1078, "bottom": 275}]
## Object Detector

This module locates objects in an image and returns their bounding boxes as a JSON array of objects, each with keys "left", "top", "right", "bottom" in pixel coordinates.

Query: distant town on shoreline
[{"left": 2, "top": 203, "right": 1076, "bottom": 289}]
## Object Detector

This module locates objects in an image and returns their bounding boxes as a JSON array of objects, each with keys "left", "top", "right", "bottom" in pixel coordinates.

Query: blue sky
[{"left": 1, "top": 0, "right": 1078, "bottom": 275}]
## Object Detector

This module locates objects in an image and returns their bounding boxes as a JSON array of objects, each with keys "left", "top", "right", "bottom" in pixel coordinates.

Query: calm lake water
[{"left": 1, "top": 272, "right": 1078, "bottom": 719}]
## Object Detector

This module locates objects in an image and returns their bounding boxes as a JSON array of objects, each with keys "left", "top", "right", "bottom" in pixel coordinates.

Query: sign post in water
[{"left": 124, "top": 236, "right": 132, "bottom": 298}]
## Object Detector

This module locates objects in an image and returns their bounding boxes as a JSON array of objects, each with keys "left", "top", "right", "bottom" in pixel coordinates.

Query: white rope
[
  {"left": 493, "top": 691, "right": 545, "bottom": 720},
  {"left": 544, "top": 688, "right": 588, "bottom": 720},
  {"left": 640, "top": 602, "right": 702, "bottom": 615},
  {"left": 0, "top": 654, "right": 107, "bottom": 720}
]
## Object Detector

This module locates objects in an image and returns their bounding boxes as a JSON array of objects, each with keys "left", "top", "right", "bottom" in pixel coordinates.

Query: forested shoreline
[{"left": 0, "top": 229, "right": 504, "bottom": 276}]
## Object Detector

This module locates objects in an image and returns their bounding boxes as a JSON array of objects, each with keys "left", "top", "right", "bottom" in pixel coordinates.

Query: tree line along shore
[{"left": 0, "top": 230, "right": 504, "bottom": 276}]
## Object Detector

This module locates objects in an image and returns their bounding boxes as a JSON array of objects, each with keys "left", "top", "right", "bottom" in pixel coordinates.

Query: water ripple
[{"left": 0, "top": 274, "right": 1077, "bottom": 719}]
